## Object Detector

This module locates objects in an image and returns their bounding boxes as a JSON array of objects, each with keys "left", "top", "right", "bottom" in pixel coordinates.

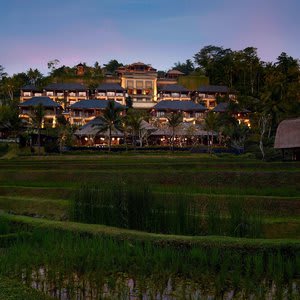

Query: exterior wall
[
  {"left": 157, "top": 92, "right": 190, "bottom": 102},
  {"left": 19, "top": 107, "right": 58, "bottom": 128},
  {"left": 20, "top": 91, "right": 43, "bottom": 102},
  {"left": 198, "top": 93, "right": 236, "bottom": 110},
  {"left": 68, "top": 109, "right": 102, "bottom": 126},
  {"left": 95, "top": 91, "right": 126, "bottom": 105},
  {"left": 121, "top": 73, "right": 157, "bottom": 109},
  {"left": 45, "top": 91, "right": 88, "bottom": 108},
  {"left": 153, "top": 110, "right": 206, "bottom": 124}
]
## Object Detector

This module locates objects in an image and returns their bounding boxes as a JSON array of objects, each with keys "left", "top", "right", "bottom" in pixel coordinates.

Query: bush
[
  {"left": 44, "top": 140, "right": 59, "bottom": 153},
  {"left": 0, "top": 143, "right": 8, "bottom": 156}
]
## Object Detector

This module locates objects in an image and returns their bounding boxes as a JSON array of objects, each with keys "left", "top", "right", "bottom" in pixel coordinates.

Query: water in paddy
[{"left": 19, "top": 267, "right": 300, "bottom": 299}]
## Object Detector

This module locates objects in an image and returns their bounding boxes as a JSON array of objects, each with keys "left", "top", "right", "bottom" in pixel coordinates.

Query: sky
[{"left": 0, "top": 0, "right": 300, "bottom": 75}]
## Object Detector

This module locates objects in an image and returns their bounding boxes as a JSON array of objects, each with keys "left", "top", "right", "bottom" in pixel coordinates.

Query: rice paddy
[{"left": 0, "top": 153, "right": 299, "bottom": 299}]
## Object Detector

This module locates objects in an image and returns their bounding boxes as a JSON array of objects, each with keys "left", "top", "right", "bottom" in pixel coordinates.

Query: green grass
[{"left": 0, "top": 276, "right": 52, "bottom": 300}]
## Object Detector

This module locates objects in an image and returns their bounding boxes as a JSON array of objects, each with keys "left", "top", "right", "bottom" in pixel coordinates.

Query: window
[
  {"left": 69, "top": 92, "right": 76, "bottom": 97},
  {"left": 79, "top": 92, "right": 86, "bottom": 97},
  {"left": 171, "top": 93, "right": 180, "bottom": 97},
  {"left": 136, "top": 81, "right": 143, "bottom": 89},
  {"left": 145, "top": 81, "right": 152, "bottom": 88},
  {"left": 107, "top": 92, "right": 115, "bottom": 97},
  {"left": 23, "top": 92, "right": 31, "bottom": 97},
  {"left": 46, "top": 91, "right": 54, "bottom": 96},
  {"left": 127, "top": 80, "right": 134, "bottom": 88}
]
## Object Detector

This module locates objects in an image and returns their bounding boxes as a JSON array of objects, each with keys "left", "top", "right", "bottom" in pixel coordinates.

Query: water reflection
[{"left": 22, "top": 268, "right": 300, "bottom": 299}]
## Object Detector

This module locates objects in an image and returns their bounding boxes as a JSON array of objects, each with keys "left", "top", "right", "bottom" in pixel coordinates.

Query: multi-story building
[
  {"left": 212, "top": 102, "right": 251, "bottom": 126},
  {"left": 20, "top": 85, "right": 43, "bottom": 102},
  {"left": 19, "top": 97, "right": 62, "bottom": 128},
  {"left": 44, "top": 83, "right": 89, "bottom": 108},
  {"left": 95, "top": 83, "right": 126, "bottom": 105},
  {"left": 68, "top": 99, "right": 125, "bottom": 126},
  {"left": 117, "top": 62, "right": 158, "bottom": 109},
  {"left": 152, "top": 100, "right": 207, "bottom": 124},
  {"left": 157, "top": 84, "right": 190, "bottom": 101},
  {"left": 196, "top": 85, "right": 235, "bottom": 109}
]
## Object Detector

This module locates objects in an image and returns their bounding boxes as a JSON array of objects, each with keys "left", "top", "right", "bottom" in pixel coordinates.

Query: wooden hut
[{"left": 274, "top": 118, "right": 300, "bottom": 160}]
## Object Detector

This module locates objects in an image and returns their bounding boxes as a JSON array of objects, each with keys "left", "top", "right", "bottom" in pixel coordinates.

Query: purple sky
[{"left": 1, "top": 0, "right": 299, "bottom": 75}]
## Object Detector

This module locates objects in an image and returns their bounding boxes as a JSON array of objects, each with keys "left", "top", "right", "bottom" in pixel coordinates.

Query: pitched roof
[
  {"left": 96, "top": 83, "right": 125, "bottom": 92},
  {"left": 44, "top": 83, "right": 87, "bottom": 91},
  {"left": 151, "top": 123, "right": 215, "bottom": 136},
  {"left": 74, "top": 117, "right": 123, "bottom": 137},
  {"left": 21, "top": 84, "right": 40, "bottom": 91},
  {"left": 274, "top": 118, "right": 300, "bottom": 149},
  {"left": 158, "top": 84, "right": 189, "bottom": 93},
  {"left": 69, "top": 99, "right": 124, "bottom": 110},
  {"left": 19, "top": 97, "right": 60, "bottom": 107},
  {"left": 167, "top": 69, "right": 185, "bottom": 75},
  {"left": 153, "top": 100, "right": 207, "bottom": 111},
  {"left": 198, "top": 85, "right": 229, "bottom": 93},
  {"left": 212, "top": 102, "right": 250, "bottom": 113}
]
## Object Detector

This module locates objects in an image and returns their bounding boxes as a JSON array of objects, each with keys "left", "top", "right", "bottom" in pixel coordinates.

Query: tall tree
[
  {"left": 26, "top": 68, "right": 43, "bottom": 85},
  {"left": 103, "top": 59, "right": 123, "bottom": 74},
  {"left": 30, "top": 103, "right": 45, "bottom": 155},
  {"left": 96, "top": 101, "right": 123, "bottom": 151},
  {"left": 173, "top": 59, "right": 195, "bottom": 75},
  {"left": 204, "top": 111, "right": 218, "bottom": 153},
  {"left": 167, "top": 112, "right": 183, "bottom": 152}
]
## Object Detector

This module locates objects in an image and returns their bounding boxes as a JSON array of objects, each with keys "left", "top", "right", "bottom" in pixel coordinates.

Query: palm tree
[
  {"left": 125, "top": 109, "right": 145, "bottom": 148},
  {"left": 97, "top": 101, "right": 123, "bottom": 151},
  {"left": 204, "top": 111, "right": 218, "bottom": 153},
  {"left": 30, "top": 103, "right": 45, "bottom": 155},
  {"left": 167, "top": 112, "right": 183, "bottom": 152}
]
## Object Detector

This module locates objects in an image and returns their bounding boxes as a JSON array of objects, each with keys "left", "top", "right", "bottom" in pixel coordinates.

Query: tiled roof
[
  {"left": 19, "top": 97, "right": 60, "bottom": 107},
  {"left": 44, "top": 83, "right": 87, "bottom": 91},
  {"left": 69, "top": 99, "right": 124, "bottom": 110},
  {"left": 212, "top": 102, "right": 250, "bottom": 113},
  {"left": 158, "top": 84, "right": 189, "bottom": 93},
  {"left": 96, "top": 83, "right": 125, "bottom": 92},
  {"left": 198, "top": 85, "right": 229, "bottom": 93},
  {"left": 167, "top": 69, "right": 185, "bottom": 75},
  {"left": 153, "top": 100, "right": 207, "bottom": 111}
]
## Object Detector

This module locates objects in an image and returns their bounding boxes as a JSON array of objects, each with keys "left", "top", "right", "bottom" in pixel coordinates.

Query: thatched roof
[
  {"left": 151, "top": 123, "right": 214, "bottom": 137},
  {"left": 274, "top": 118, "right": 300, "bottom": 149},
  {"left": 74, "top": 117, "right": 123, "bottom": 137}
]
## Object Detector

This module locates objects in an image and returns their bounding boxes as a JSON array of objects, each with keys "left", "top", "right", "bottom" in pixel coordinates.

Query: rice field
[{"left": 0, "top": 153, "right": 299, "bottom": 299}]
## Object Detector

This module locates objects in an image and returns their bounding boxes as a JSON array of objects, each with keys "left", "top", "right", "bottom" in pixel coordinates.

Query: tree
[
  {"left": 103, "top": 59, "right": 123, "bottom": 74},
  {"left": 125, "top": 109, "right": 145, "bottom": 148},
  {"left": 0, "top": 65, "right": 7, "bottom": 80},
  {"left": 204, "top": 111, "right": 218, "bottom": 153},
  {"left": 47, "top": 59, "right": 60, "bottom": 73},
  {"left": 0, "top": 105, "right": 21, "bottom": 137},
  {"left": 30, "top": 103, "right": 45, "bottom": 155},
  {"left": 167, "top": 112, "right": 183, "bottom": 152},
  {"left": 173, "top": 59, "right": 194, "bottom": 75},
  {"left": 125, "top": 95, "right": 133, "bottom": 110},
  {"left": 96, "top": 101, "right": 123, "bottom": 151},
  {"left": 26, "top": 68, "right": 43, "bottom": 85}
]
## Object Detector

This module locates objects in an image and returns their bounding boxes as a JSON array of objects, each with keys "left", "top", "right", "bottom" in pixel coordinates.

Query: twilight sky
[{"left": 1, "top": 0, "right": 299, "bottom": 75}]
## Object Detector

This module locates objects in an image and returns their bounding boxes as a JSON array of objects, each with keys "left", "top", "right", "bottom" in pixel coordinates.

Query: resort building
[
  {"left": 152, "top": 100, "right": 207, "bottom": 123},
  {"left": 157, "top": 84, "right": 190, "bottom": 101},
  {"left": 20, "top": 85, "right": 43, "bottom": 102},
  {"left": 44, "top": 83, "right": 89, "bottom": 108},
  {"left": 19, "top": 96, "right": 62, "bottom": 128},
  {"left": 117, "top": 62, "right": 158, "bottom": 109},
  {"left": 212, "top": 102, "right": 251, "bottom": 126},
  {"left": 68, "top": 99, "right": 125, "bottom": 126},
  {"left": 196, "top": 85, "right": 235, "bottom": 109},
  {"left": 95, "top": 83, "right": 126, "bottom": 105}
]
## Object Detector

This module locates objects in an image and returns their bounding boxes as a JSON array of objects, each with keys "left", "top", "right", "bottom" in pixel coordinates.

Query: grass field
[{"left": 0, "top": 153, "right": 299, "bottom": 298}]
